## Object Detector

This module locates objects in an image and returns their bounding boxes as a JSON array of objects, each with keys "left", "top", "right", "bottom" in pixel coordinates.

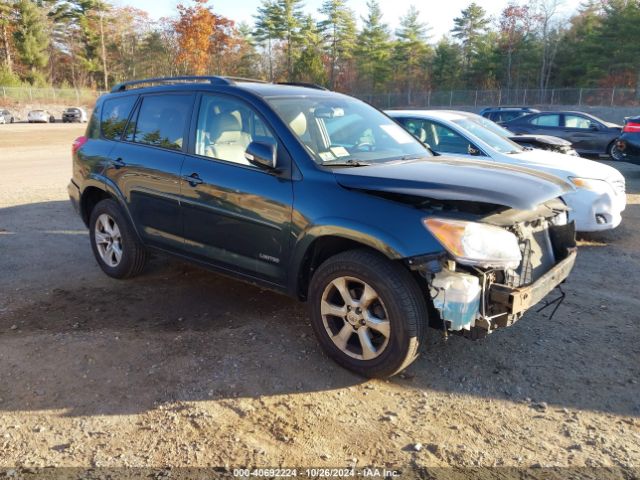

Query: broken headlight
[{"left": 423, "top": 218, "right": 522, "bottom": 270}]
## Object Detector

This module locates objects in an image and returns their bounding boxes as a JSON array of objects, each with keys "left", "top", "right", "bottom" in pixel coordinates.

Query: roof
[
  {"left": 387, "top": 109, "right": 475, "bottom": 121},
  {"left": 109, "top": 76, "right": 334, "bottom": 99}
]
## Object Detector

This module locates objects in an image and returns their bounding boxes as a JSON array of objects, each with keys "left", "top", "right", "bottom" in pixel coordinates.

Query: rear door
[
  {"left": 561, "top": 113, "right": 606, "bottom": 154},
  {"left": 514, "top": 113, "right": 563, "bottom": 138},
  {"left": 106, "top": 92, "right": 195, "bottom": 251},
  {"left": 179, "top": 92, "right": 293, "bottom": 284}
]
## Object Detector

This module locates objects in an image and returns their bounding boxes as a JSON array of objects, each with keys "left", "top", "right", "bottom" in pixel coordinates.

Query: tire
[
  {"left": 308, "top": 249, "right": 427, "bottom": 378},
  {"left": 89, "top": 198, "right": 147, "bottom": 279},
  {"left": 609, "top": 141, "right": 623, "bottom": 161}
]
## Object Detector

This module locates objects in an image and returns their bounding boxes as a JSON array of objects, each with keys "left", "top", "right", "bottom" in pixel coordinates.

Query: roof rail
[
  {"left": 110, "top": 75, "right": 267, "bottom": 93},
  {"left": 277, "top": 82, "right": 328, "bottom": 91}
]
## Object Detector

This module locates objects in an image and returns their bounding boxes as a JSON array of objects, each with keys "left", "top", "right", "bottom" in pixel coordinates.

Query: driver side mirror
[
  {"left": 245, "top": 141, "right": 277, "bottom": 170},
  {"left": 589, "top": 122, "right": 600, "bottom": 131},
  {"left": 468, "top": 144, "right": 482, "bottom": 156}
]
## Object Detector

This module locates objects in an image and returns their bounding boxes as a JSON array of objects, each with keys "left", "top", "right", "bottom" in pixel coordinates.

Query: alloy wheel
[
  {"left": 94, "top": 213, "right": 123, "bottom": 267},
  {"left": 320, "top": 276, "right": 391, "bottom": 360}
]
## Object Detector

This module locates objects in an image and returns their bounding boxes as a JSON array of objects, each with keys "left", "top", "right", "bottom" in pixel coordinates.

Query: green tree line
[{"left": 0, "top": 0, "right": 639, "bottom": 94}]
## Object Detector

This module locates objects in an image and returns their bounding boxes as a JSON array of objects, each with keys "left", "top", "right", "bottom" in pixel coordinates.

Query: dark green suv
[{"left": 69, "top": 76, "right": 577, "bottom": 377}]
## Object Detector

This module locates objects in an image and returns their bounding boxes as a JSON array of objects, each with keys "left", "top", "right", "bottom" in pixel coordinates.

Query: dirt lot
[{"left": 0, "top": 123, "right": 639, "bottom": 478}]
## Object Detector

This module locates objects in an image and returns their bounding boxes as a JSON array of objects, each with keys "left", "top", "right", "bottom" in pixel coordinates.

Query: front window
[
  {"left": 452, "top": 118, "right": 523, "bottom": 154},
  {"left": 564, "top": 114, "right": 593, "bottom": 129},
  {"left": 267, "top": 95, "right": 430, "bottom": 165},
  {"left": 194, "top": 94, "right": 277, "bottom": 166}
]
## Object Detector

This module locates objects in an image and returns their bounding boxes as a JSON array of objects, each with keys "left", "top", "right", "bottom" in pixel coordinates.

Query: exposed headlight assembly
[
  {"left": 569, "top": 177, "right": 610, "bottom": 192},
  {"left": 423, "top": 218, "right": 522, "bottom": 270}
]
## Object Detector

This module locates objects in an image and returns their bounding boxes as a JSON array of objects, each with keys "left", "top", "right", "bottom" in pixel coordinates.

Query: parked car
[
  {"left": 27, "top": 109, "right": 55, "bottom": 123},
  {"left": 480, "top": 106, "right": 540, "bottom": 124},
  {"left": 388, "top": 110, "right": 626, "bottom": 232},
  {"left": 507, "top": 133, "right": 578, "bottom": 156},
  {"left": 62, "top": 106, "right": 88, "bottom": 123},
  {"left": 0, "top": 109, "right": 15, "bottom": 124},
  {"left": 612, "top": 115, "right": 640, "bottom": 165},
  {"left": 69, "top": 76, "right": 577, "bottom": 378},
  {"left": 504, "top": 110, "right": 622, "bottom": 158}
]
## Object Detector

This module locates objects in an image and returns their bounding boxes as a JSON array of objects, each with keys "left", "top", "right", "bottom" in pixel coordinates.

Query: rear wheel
[
  {"left": 308, "top": 249, "right": 427, "bottom": 378},
  {"left": 609, "top": 141, "right": 624, "bottom": 161},
  {"left": 89, "top": 199, "right": 147, "bottom": 279}
]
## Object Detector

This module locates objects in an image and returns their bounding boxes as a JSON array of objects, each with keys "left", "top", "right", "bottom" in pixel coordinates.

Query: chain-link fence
[
  {"left": 353, "top": 87, "right": 640, "bottom": 109},
  {"left": 0, "top": 86, "right": 103, "bottom": 105},
  {"left": 2, "top": 85, "right": 639, "bottom": 110}
]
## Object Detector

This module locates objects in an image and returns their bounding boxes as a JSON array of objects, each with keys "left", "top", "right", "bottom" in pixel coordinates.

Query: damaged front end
[{"left": 410, "top": 198, "right": 577, "bottom": 339}]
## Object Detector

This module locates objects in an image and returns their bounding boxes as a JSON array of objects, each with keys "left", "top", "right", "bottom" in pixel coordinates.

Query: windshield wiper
[{"left": 321, "top": 159, "right": 372, "bottom": 167}]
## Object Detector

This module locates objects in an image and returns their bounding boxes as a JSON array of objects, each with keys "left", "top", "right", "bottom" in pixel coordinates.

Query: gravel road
[{"left": 0, "top": 123, "right": 639, "bottom": 478}]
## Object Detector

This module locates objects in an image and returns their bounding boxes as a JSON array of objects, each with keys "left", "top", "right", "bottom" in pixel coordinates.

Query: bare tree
[{"left": 535, "top": 0, "right": 563, "bottom": 92}]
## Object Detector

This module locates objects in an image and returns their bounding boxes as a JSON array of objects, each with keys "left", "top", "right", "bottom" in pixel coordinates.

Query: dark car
[
  {"left": 62, "top": 107, "right": 88, "bottom": 123},
  {"left": 505, "top": 111, "right": 622, "bottom": 158},
  {"left": 0, "top": 109, "right": 15, "bottom": 124},
  {"left": 68, "top": 76, "right": 577, "bottom": 378},
  {"left": 612, "top": 115, "right": 640, "bottom": 165},
  {"left": 508, "top": 134, "right": 578, "bottom": 156},
  {"left": 479, "top": 106, "right": 540, "bottom": 125}
]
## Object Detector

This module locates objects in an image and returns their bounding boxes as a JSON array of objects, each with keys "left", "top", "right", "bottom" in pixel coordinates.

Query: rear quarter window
[{"left": 101, "top": 95, "right": 138, "bottom": 140}]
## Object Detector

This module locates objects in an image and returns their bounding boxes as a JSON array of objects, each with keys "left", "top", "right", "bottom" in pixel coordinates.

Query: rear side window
[
  {"left": 129, "top": 95, "right": 193, "bottom": 151},
  {"left": 531, "top": 114, "right": 560, "bottom": 127},
  {"left": 101, "top": 96, "right": 137, "bottom": 140}
]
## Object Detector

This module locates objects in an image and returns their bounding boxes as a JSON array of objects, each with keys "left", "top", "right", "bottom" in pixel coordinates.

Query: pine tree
[
  {"left": 355, "top": 0, "right": 391, "bottom": 93},
  {"left": 254, "top": 0, "right": 281, "bottom": 81},
  {"left": 451, "top": 2, "right": 489, "bottom": 72},
  {"left": 13, "top": 0, "right": 49, "bottom": 79},
  {"left": 293, "top": 15, "right": 326, "bottom": 85},
  {"left": 318, "top": 0, "right": 356, "bottom": 89},
  {"left": 393, "top": 5, "right": 431, "bottom": 97},
  {"left": 276, "top": 0, "right": 304, "bottom": 81}
]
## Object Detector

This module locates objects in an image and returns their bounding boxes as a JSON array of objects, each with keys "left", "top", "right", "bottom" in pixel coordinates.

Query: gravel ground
[{"left": 0, "top": 123, "right": 639, "bottom": 478}]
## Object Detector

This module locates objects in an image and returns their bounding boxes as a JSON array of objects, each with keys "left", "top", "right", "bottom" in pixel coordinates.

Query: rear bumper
[
  {"left": 68, "top": 179, "right": 81, "bottom": 215},
  {"left": 490, "top": 249, "right": 577, "bottom": 316},
  {"left": 616, "top": 137, "right": 640, "bottom": 165}
]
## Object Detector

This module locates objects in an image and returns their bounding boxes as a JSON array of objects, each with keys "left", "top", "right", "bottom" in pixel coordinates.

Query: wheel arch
[
  {"left": 292, "top": 228, "right": 409, "bottom": 301},
  {"left": 79, "top": 178, "right": 143, "bottom": 243}
]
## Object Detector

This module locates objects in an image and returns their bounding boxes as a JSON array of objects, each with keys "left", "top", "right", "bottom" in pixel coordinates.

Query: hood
[
  {"left": 511, "top": 150, "right": 625, "bottom": 182},
  {"left": 333, "top": 157, "right": 573, "bottom": 211},
  {"left": 511, "top": 134, "right": 572, "bottom": 147}
]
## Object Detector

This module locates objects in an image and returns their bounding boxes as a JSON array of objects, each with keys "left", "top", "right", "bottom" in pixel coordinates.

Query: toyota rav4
[{"left": 68, "top": 76, "right": 577, "bottom": 377}]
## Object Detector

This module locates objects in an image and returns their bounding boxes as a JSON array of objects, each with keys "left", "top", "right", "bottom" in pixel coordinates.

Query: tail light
[
  {"left": 72, "top": 136, "right": 87, "bottom": 154},
  {"left": 623, "top": 121, "right": 640, "bottom": 133}
]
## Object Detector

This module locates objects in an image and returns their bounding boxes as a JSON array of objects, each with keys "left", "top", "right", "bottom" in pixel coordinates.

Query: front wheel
[
  {"left": 308, "top": 249, "right": 427, "bottom": 378},
  {"left": 89, "top": 199, "right": 147, "bottom": 279}
]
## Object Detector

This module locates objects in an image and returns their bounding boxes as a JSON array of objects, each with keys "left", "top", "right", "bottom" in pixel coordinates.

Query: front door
[
  {"left": 180, "top": 93, "right": 293, "bottom": 284},
  {"left": 107, "top": 93, "right": 195, "bottom": 250}
]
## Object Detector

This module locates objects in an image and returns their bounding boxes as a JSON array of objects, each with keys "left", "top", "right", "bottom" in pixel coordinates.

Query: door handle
[
  {"left": 113, "top": 157, "right": 126, "bottom": 169},
  {"left": 184, "top": 173, "right": 203, "bottom": 186}
]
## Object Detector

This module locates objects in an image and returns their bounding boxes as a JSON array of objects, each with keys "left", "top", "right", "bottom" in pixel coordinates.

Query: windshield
[
  {"left": 452, "top": 117, "right": 523, "bottom": 154},
  {"left": 267, "top": 95, "right": 431, "bottom": 165}
]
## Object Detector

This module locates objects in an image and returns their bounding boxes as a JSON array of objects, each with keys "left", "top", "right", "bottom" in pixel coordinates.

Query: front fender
[{"left": 287, "top": 216, "right": 445, "bottom": 296}]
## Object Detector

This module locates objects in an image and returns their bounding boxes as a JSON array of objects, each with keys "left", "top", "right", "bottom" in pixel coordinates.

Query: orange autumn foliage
[{"left": 174, "top": 0, "right": 234, "bottom": 75}]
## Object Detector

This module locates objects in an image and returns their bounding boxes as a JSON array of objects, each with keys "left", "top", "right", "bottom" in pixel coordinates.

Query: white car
[
  {"left": 388, "top": 110, "right": 626, "bottom": 232},
  {"left": 27, "top": 109, "right": 54, "bottom": 123}
]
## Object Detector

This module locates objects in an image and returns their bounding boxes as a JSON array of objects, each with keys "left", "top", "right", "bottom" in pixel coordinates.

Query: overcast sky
[{"left": 114, "top": 0, "right": 583, "bottom": 38}]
